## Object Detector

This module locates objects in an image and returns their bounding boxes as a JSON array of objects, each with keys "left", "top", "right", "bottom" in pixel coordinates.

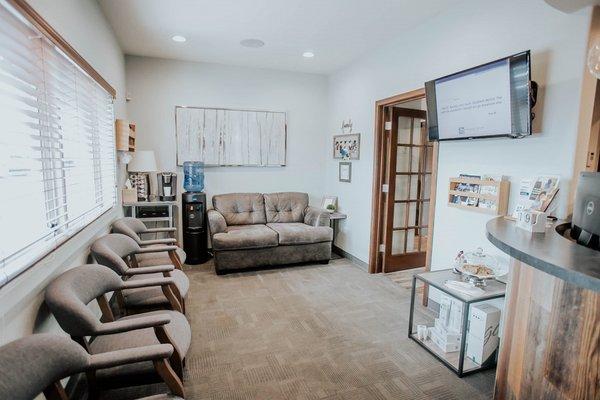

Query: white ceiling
[{"left": 98, "top": 0, "right": 461, "bottom": 74}]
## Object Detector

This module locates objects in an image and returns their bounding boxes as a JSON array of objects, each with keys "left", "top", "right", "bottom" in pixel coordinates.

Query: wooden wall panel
[
  {"left": 495, "top": 259, "right": 600, "bottom": 400},
  {"left": 175, "top": 107, "right": 286, "bottom": 166}
]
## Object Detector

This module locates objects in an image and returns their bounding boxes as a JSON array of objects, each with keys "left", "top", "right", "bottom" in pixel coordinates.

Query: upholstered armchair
[
  {"left": 91, "top": 234, "right": 188, "bottom": 313},
  {"left": 112, "top": 217, "right": 187, "bottom": 267},
  {"left": 44, "top": 264, "right": 191, "bottom": 396},
  {"left": 0, "top": 333, "right": 183, "bottom": 399}
]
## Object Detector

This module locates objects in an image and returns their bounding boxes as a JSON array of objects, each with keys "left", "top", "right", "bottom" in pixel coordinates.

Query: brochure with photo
[{"left": 512, "top": 175, "right": 560, "bottom": 217}]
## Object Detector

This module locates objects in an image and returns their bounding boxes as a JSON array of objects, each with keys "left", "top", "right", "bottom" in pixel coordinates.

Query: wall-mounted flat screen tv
[{"left": 425, "top": 51, "right": 532, "bottom": 141}]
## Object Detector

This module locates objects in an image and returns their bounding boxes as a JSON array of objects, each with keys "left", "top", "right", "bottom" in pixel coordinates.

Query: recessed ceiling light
[
  {"left": 240, "top": 38, "right": 265, "bottom": 48},
  {"left": 171, "top": 35, "right": 186, "bottom": 43},
  {"left": 302, "top": 51, "right": 315, "bottom": 58}
]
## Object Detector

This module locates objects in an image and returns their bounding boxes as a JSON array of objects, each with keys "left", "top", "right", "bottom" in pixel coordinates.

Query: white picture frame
[
  {"left": 321, "top": 196, "right": 338, "bottom": 212},
  {"left": 339, "top": 162, "right": 351, "bottom": 183}
]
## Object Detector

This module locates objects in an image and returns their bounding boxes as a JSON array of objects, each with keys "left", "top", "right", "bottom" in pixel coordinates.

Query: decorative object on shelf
[
  {"left": 339, "top": 162, "right": 352, "bottom": 183},
  {"left": 452, "top": 247, "right": 507, "bottom": 287},
  {"left": 333, "top": 133, "right": 360, "bottom": 160},
  {"left": 341, "top": 118, "right": 353, "bottom": 134},
  {"left": 183, "top": 161, "right": 205, "bottom": 192},
  {"left": 127, "top": 150, "right": 157, "bottom": 201},
  {"left": 515, "top": 210, "right": 547, "bottom": 233},
  {"left": 321, "top": 196, "right": 338, "bottom": 212},
  {"left": 175, "top": 106, "right": 286, "bottom": 166},
  {"left": 448, "top": 175, "right": 510, "bottom": 215},
  {"left": 115, "top": 119, "right": 136, "bottom": 152},
  {"left": 158, "top": 172, "right": 177, "bottom": 201}
]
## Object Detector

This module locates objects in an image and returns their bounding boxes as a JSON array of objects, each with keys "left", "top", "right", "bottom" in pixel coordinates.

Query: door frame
[{"left": 368, "top": 88, "right": 439, "bottom": 274}]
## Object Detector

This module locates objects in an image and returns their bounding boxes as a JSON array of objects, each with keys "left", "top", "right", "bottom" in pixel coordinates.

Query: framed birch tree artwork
[{"left": 175, "top": 106, "right": 287, "bottom": 166}]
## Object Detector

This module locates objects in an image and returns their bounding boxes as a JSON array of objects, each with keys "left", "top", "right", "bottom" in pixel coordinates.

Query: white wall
[
  {"left": 0, "top": 0, "right": 126, "bottom": 344},
  {"left": 125, "top": 56, "right": 328, "bottom": 206},
  {"left": 326, "top": 0, "right": 591, "bottom": 268}
]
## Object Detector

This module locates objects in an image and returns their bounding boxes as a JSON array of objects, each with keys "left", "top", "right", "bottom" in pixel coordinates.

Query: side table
[
  {"left": 123, "top": 200, "right": 178, "bottom": 236},
  {"left": 328, "top": 212, "right": 347, "bottom": 257},
  {"left": 408, "top": 269, "right": 506, "bottom": 377}
]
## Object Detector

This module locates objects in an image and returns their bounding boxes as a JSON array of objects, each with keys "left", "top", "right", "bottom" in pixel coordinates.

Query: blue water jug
[{"left": 183, "top": 161, "right": 205, "bottom": 192}]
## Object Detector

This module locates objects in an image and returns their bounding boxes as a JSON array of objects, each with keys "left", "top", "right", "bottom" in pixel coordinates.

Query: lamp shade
[{"left": 128, "top": 150, "right": 157, "bottom": 172}]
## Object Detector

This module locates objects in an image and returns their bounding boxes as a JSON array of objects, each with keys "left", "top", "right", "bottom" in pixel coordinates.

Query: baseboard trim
[{"left": 333, "top": 245, "right": 369, "bottom": 271}]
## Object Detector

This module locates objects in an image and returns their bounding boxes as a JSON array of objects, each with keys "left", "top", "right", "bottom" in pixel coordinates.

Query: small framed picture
[
  {"left": 321, "top": 196, "right": 338, "bottom": 212},
  {"left": 333, "top": 133, "right": 360, "bottom": 160},
  {"left": 339, "top": 162, "right": 351, "bottom": 183}
]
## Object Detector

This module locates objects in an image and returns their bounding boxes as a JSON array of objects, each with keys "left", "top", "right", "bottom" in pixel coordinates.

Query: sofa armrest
[
  {"left": 304, "top": 206, "right": 330, "bottom": 227},
  {"left": 208, "top": 209, "right": 227, "bottom": 235}
]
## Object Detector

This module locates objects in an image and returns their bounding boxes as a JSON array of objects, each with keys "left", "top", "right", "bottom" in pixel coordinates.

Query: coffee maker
[{"left": 157, "top": 172, "right": 177, "bottom": 201}]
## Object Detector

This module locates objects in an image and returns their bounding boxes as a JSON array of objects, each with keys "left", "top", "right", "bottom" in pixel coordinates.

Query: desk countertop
[{"left": 486, "top": 217, "right": 600, "bottom": 292}]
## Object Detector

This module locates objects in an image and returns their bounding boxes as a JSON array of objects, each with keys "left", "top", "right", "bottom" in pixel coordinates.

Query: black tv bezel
[{"left": 426, "top": 50, "right": 532, "bottom": 142}]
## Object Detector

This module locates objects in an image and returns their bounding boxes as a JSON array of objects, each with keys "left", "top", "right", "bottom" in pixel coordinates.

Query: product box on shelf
[
  {"left": 466, "top": 303, "right": 501, "bottom": 364},
  {"left": 433, "top": 318, "right": 461, "bottom": 344},
  {"left": 430, "top": 329, "right": 460, "bottom": 352}
]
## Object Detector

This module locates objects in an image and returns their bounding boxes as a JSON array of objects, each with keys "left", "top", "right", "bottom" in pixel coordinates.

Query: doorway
[{"left": 369, "top": 89, "right": 439, "bottom": 274}]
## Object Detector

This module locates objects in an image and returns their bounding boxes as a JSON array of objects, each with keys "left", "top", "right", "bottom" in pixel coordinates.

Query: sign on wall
[{"left": 175, "top": 106, "right": 287, "bottom": 166}]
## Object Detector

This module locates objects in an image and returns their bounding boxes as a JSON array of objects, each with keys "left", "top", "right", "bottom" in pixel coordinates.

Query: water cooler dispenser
[{"left": 181, "top": 162, "right": 209, "bottom": 264}]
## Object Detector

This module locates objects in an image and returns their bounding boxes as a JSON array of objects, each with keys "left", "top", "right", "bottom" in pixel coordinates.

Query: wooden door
[{"left": 382, "top": 107, "right": 433, "bottom": 272}]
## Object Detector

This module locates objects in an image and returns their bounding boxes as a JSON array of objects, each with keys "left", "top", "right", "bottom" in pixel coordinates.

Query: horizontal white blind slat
[{"left": 0, "top": 0, "right": 116, "bottom": 286}]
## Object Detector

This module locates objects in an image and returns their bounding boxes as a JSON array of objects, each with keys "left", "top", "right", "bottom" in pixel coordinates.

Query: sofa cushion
[
  {"left": 212, "top": 193, "right": 266, "bottom": 225},
  {"left": 212, "top": 224, "right": 278, "bottom": 251},
  {"left": 264, "top": 192, "right": 308, "bottom": 223},
  {"left": 267, "top": 223, "right": 333, "bottom": 245}
]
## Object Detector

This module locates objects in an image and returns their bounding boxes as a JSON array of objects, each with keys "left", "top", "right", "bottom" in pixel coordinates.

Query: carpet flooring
[{"left": 104, "top": 258, "right": 495, "bottom": 400}]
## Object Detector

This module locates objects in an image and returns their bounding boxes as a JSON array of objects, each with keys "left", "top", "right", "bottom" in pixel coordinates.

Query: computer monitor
[{"left": 572, "top": 172, "right": 600, "bottom": 250}]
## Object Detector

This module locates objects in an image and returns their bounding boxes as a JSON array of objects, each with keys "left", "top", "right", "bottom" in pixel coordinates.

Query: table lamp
[{"left": 127, "top": 150, "right": 157, "bottom": 201}]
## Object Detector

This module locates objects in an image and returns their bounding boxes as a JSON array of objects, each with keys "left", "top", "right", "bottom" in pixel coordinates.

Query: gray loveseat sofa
[{"left": 207, "top": 192, "right": 333, "bottom": 274}]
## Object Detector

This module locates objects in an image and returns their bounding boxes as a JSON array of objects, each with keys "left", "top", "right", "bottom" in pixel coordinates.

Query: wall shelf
[
  {"left": 448, "top": 177, "right": 510, "bottom": 216},
  {"left": 115, "top": 119, "right": 136, "bottom": 152}
]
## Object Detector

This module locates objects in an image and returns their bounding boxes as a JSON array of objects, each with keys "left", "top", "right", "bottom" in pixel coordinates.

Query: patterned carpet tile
[{"left": 104, "top": 258, "right": 494, "bottom": 399}]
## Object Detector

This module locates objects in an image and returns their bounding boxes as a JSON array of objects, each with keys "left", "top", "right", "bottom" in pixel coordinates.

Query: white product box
[
  {"left": 439, "top": 294, "right": 464, "bottom": 333},
  {"left": 430, "top": 329, "right": 460, "bottom": 353},
  {"left": 468, "top": 303, "right": 501, "bottom": 340},
  {"left": 466, "top": 334, "right": 499, "bottom": 365},
  {"left": 433, "top": 318, "right": 461, "bottom": 344},
  {"left": 466, "top": 303, "right": 501, "bottom": 364}
]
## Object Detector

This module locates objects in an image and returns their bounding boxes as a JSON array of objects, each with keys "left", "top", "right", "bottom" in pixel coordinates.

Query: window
[{"left": 0, "top": 0, "right": 116, "bottom": 286}]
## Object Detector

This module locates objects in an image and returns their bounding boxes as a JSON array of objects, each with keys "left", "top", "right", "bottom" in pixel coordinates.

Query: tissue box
[{"left": 122, "top": 188, "right": 138, "bottom": 203}]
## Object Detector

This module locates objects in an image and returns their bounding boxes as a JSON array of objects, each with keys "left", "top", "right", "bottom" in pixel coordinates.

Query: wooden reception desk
[{"left": 486, "top": 218, "right": 599, "bottom": 400}]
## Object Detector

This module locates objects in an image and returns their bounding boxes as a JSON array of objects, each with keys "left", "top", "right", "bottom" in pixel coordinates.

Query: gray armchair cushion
[
  {"left": 212, "top": 193, "right": 266, "bottom": 225},
  {"left": 90, "top": 310, "right": 191, "bottom": 382},
  {"left": 91, "top": 234, "right": 140, "bottom": 274},
  {"left": 207, "top": 209, "right": 227, "bottom": 235},
  {"left": 212, "top": 224, "right": 278, "bottom": 251},
  {"left": 45, "top": 264, "right": 124, "bottom": 337},
  {"left": 264, "top": 192, "right": 308, "bottom": 223},
  {"left": 136, "top": 246, "right": 187, "bottom": 267},
  {"left": 0, "top": 333, "right": 89, "bottom": 400},
  {"left": 266, "top": 223, "right": 333, "bottom": 245},
  {"left": 304, "top": 206, "right": 331, "bottom": 227},
  {"left": 123, "top": 270, "right": 190, "bottom": 308}
]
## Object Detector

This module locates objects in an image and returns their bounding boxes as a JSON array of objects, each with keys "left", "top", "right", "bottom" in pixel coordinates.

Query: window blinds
[{"left": 0, "top": 0, "right": 116, "bottom": 286}]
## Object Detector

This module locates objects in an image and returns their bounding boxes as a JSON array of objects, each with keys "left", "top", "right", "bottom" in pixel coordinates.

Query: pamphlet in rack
[{"left": 512, "top": 175, "right": 559, "bottom": 218}]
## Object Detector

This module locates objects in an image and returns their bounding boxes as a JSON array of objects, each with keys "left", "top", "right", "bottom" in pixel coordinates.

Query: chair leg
[
  {"left": 153, "top": 359, "right": 185, "bottom": 398},
  {"left": 154, "top": 326, "right": 185, "bottom": 379},
  {"left": 43, "top": 382, "right": 69, "bottom": 400}
]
